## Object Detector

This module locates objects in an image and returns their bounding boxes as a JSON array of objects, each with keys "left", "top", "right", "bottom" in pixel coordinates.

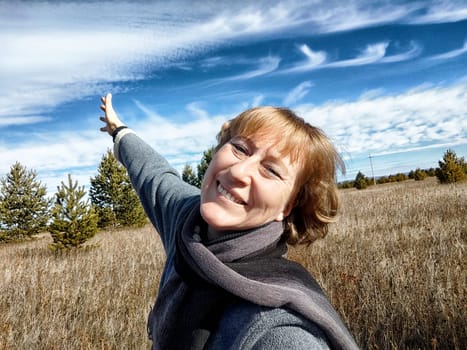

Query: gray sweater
[{"left": 114, "top": 130, "right": 332, "bottom": 349}]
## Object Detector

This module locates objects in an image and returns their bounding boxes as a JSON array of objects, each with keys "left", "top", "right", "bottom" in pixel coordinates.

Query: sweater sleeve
[{"left": 113, "top": 130, "right": 200, "bottom": 254}]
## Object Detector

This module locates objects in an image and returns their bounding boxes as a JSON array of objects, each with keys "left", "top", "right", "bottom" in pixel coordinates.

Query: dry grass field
[{"left": 1, "top": 178, "right": 465, "bottom": 349}]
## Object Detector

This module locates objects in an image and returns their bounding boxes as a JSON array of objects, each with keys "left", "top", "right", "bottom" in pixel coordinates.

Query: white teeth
[{"left": 217, "top": 183, "right": 243, "bottom": 204}]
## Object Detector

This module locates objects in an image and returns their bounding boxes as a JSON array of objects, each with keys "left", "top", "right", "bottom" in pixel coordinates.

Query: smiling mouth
[{"left": 217, "top": 182, "right": 246, "bottom": 205}]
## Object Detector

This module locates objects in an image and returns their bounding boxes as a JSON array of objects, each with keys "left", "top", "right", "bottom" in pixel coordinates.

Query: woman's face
[{"left": 200, "top": 134, "right": 299, "bottom": 234}]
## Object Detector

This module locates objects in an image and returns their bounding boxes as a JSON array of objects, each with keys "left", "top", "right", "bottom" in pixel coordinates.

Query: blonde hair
[{"left": 216, "top": 106, "right": 345, "bottom": 246}]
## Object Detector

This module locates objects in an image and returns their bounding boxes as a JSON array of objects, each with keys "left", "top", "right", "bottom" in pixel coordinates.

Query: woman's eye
[
  {"left": 265, "top": 166, "right": 282, "bottom": 179},
  {"left": 232, "top": 142, "right": 248, "bottom": 155}
]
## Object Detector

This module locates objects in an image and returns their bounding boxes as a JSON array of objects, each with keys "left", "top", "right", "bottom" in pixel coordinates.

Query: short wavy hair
[{"left": 216, "top": 106, "right": 345, "bottom": 246}]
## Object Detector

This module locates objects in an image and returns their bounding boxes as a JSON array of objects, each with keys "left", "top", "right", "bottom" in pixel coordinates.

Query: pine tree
[
  {"left": 354, "top": 171, "right": 368, "bottom": 190},
  {"left": 182, "top": 146, "right": 215, "bottom": 188},
  {"left": 197, "top": 147, "right": 214, "bottom": 184},
  {"left": 0, "top": 162, "right": 50, "bottom": 240},
  {"left": 182, "top": 164, "right": 199, "bottom": 187},
  {"left": 49, "top": 174, "right": 98, "bottom": 249},
  {"left": 89, "top": 150, "right": 147, "bottom": 228},
  {"left": 436, "top": 149, "right": 466, "bottom": 184}
]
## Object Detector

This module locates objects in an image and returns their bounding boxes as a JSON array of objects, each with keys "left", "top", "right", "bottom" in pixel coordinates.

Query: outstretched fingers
[
  {"left": 99, "top": 93, "right": 124, "bottom": 136},
  {"left": 100, "top": 93, "right": 112, "bottom": 113}
]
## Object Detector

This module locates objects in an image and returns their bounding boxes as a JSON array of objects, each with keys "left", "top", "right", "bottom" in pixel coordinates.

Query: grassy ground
[
  {"left": 0, "top": 225, "right": 163, "bottom": 349},
  {"left": 1, "top": 178, "right": 465, "bottom": 349},
  {"left": 289, "top": 178, "right": 466, "bottom": 349}
]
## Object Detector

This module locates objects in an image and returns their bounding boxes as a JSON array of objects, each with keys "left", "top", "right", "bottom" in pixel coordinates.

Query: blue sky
[{"left": 1, "top": 0, "right": 466, "bottom": 194}]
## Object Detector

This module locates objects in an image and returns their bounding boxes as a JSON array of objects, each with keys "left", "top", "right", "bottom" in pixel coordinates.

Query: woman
[{"left": 99, "top": 93, "right": 359, "bottom": 350}]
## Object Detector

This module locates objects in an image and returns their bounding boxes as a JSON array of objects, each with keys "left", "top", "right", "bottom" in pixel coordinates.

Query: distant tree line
[
  {"left": 339, "top": 149, "right": 466, "bottom": 190},
  {"left": 0, "top": 150, "right": 147, "bottom": 248}
]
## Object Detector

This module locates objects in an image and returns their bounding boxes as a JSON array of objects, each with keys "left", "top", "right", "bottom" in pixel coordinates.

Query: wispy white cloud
[
  {"left": 380, "top": 41, "right": 422, "bottom": 63},
  {"left": 327, "top": 42, "right": 389, "bottom": 68},
  {"left": 283, "top": 81, "right": 314, "bottom": 105},
  {"left": 0, "top": 1, "right": 311, "bottom": 123},
  {"left": 0, "top": 116, "right": 51, "bottom": 127},
  {"left": 131, "top": 99, "right": 228, "bottom": 157},
  {"left": 0, "top": 0, "right": 464, "bottom": 125},
  {"left": 252, "top": 95, "right": 265, "bottom": 107},
  {"left": 0, "top": 2, "right": 214, "bottom": 124},
  {"left": 300, "top": 45, "right": 327, "bottom": 66},
  {"left": 313, "top": 1, "right": 418, "bottom": 33},
  {"left": 0, "top": 130, "right": 107, "bottom": 173},
  {"left": 192, "top": 54, "right": 283, "bottom": 88},
  {"left": 407, "top": 0, "right": 467, "bottom": 24},
  {"left": 281, "top": 41, "right": 421, "bottom": 73},
  {"left": 281, "top": 45, "right": 327, "bottom": 74},
  {"left": 295, "top": 84, "right": 467, "bottom": 156},
  {"left": 0, "top": 129, "right": 110, "bottom": 195},
  {"left": 221, "top": 56, "right": 281, "bottom": 81},
  {"left": 314, "top": 0, "right": 467, "bottom": 32},
  {"left": 429, "top": 40, "right": 467, "bottom": 60},
  {"left": 358, "top": 88, "right": 386, "bottom": 100}
]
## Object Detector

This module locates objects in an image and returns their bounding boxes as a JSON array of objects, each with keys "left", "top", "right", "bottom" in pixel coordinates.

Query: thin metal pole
[{"left": 369, "top": 154, "right": 376, "bottom": 185}]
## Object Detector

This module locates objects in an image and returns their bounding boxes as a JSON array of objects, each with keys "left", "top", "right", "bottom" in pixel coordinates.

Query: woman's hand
[{"left": 99, "top": 93, "right": 125, "bottom": 136}]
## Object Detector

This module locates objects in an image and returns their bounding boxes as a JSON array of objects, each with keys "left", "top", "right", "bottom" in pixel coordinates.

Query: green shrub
[
  {"left": 49, "top": 174, "right": 98, "bottom": 249},
  {"left": 354, "top": 171, "right": 368, "bottom": 190},
  {"left": 338, "top": 180, "right": 354, "bottom": 189},
  {"left": 436, "top": 149, "right": 465, "bottom": 184},
  {"left": 377, "top": 176, "right": 389, "bottom": 184},
  {"left": 90, "top": 150, "right": 147, "bottom": 228},
  {"left": 0, "top": 162, "right": 50, "bottom": 240},
  {"left": 413, "top": 168, "right": 427, "bottom": 181}
]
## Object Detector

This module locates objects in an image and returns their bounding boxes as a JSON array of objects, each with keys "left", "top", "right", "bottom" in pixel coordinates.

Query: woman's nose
[{"left": 228, "top": 157, "right": 257, "bottom": 185}]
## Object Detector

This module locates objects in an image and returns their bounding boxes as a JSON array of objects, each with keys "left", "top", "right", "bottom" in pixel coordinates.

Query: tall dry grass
[
  {"left": 0, "top": 225, "right": 164, "bottom": 349},
  {"left": 1, "top": 178, "right": 465, "bottom": 349},
  {"left": 290, "top": 178, "right": 466, "bottom": 349}
]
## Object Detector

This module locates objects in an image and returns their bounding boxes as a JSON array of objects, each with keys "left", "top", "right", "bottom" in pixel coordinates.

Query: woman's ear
[
  {"left": 284, "top": 199, "right": 297, "bottom": 218},
  {"left": 274, "top": 198, "right": 297, "bottom": 222}
]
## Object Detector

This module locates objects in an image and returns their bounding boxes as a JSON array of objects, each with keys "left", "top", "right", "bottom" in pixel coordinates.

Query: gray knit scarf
[{"left": 148, "top": 201, "right": 359, "bottom": 350}]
